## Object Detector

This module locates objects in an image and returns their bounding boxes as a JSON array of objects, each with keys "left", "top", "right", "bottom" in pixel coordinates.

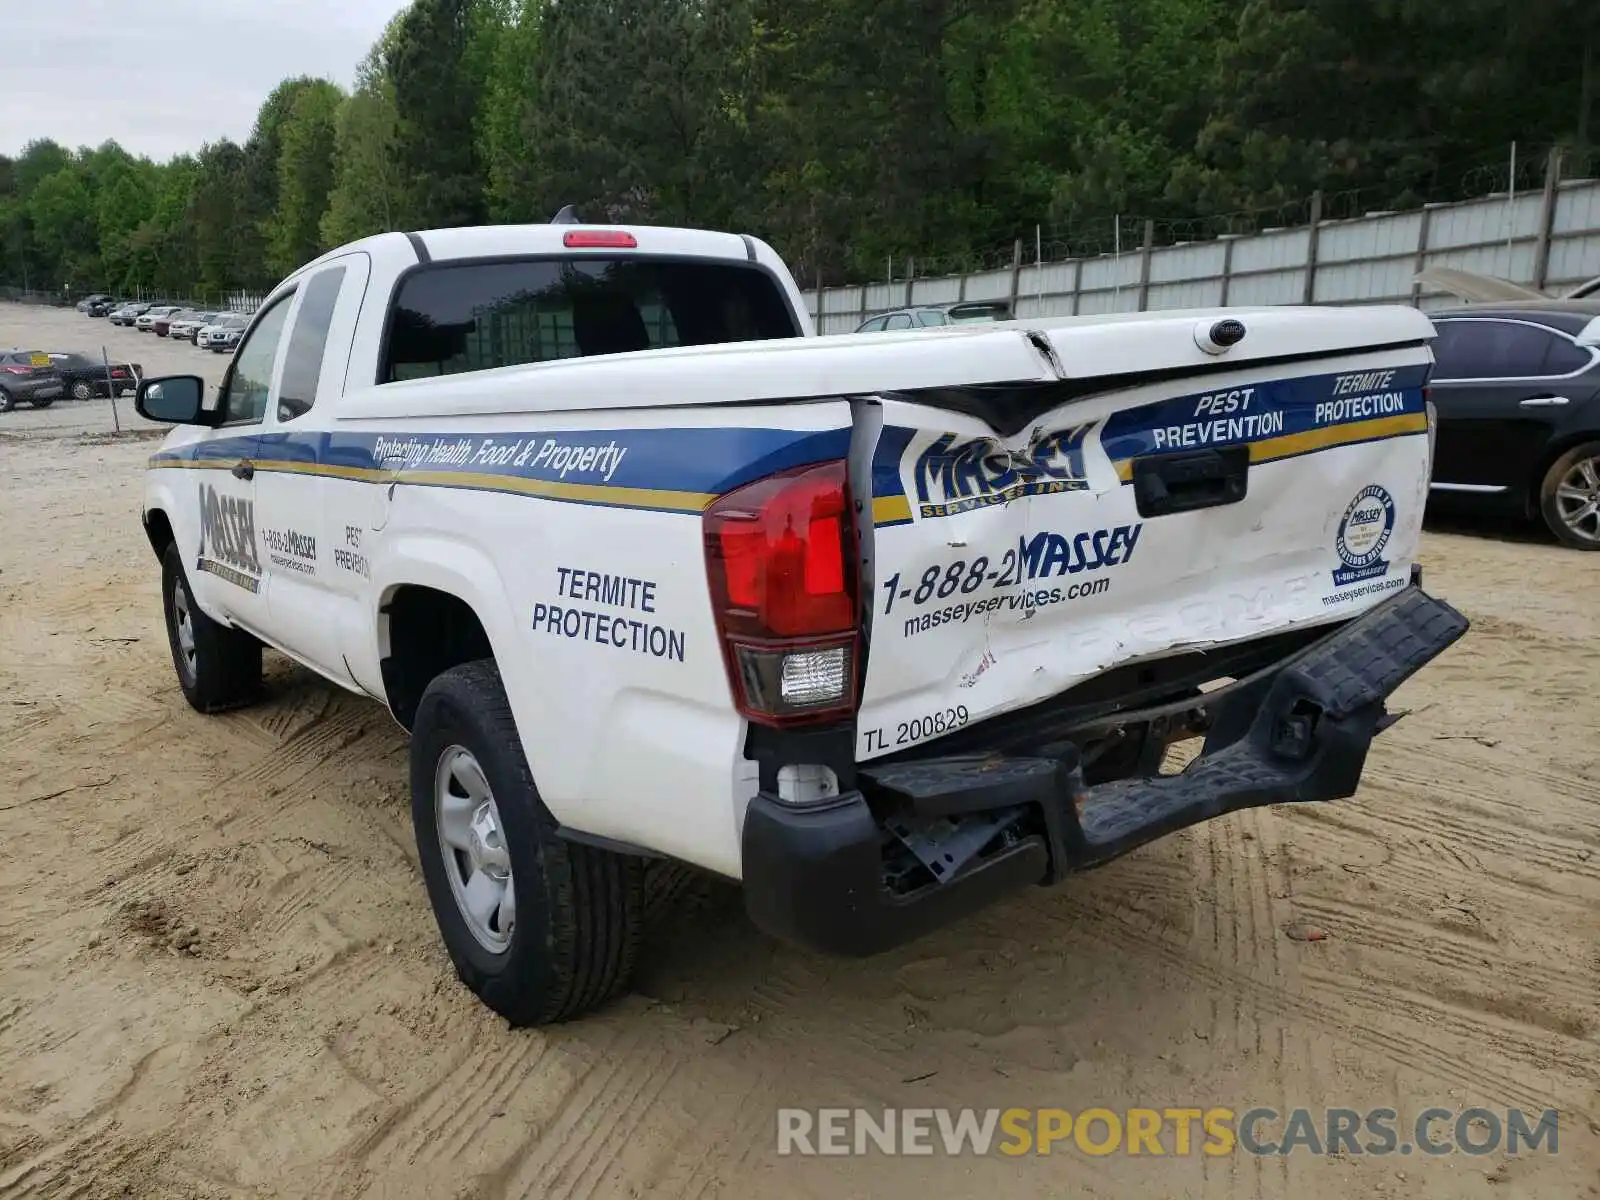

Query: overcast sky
[{"left": 4, "top": 0, "right": 410, "bottom": 161}]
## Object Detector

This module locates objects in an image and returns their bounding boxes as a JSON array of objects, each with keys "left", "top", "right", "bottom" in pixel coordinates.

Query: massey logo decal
[
  {"left": 197, "top": 482, "right": 261, "bottom": 593},
  {"left": 1333, "top": 483, "right": 1395, "bottom": 587},
  {"left": 911, "top": 425, "right": 1093, "bottom": 518}
]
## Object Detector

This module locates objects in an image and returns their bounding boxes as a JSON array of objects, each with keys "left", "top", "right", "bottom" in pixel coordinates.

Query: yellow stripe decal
[
  {"left": 872, "top": 494, "right": 913, "bottom": 526},
  {"left": 148, "top": 456, "right": 718, "bottom": 514}
]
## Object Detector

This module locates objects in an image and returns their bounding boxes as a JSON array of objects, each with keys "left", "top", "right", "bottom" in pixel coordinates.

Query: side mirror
[{"left": 136, "top": 375, "right": 210, "bottom": 425}]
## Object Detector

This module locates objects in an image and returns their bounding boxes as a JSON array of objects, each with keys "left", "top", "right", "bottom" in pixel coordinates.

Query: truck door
[
  {"left": 187, "top": 292, "right": 296, "bottom": 640},
  {"left": 254, "top": 255, "right": 371, "bottom": 690}
]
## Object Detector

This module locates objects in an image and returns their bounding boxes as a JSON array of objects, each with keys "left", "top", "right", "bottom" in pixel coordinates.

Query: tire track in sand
[{"left": 1035, "top": 893, "right": 1561, "bottom": 1117}]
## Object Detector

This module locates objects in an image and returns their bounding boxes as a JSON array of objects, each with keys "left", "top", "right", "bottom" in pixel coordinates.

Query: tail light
[
  {"left": 703, "top": 460, "right": 860, "bottom": 727},
  {"left": 564, "top": 229, "right": 637, "bottom": 249},
  {"left": 1, "top": 365, "right": 32, "bottom": 376}
]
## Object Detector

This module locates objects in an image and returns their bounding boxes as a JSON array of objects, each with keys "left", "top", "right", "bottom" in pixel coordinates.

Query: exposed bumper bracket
[{"left": 742, "top": 584, "right": 1468, "bottom": 955}]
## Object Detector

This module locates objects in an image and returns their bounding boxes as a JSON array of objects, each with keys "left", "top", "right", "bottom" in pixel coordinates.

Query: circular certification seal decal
[{"left": 1337, "top": 484, "right": 1395, "bottom": 569}]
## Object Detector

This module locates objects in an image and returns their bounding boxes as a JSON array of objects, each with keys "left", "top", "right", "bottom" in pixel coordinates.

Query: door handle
[
  {"left": 231, "top": 460, "right": 255, "bottom": 481},
  {"left": 1131, "top": 445, "right": 1250, "bottom": 517},
  {"left": 1519, "top": 395, "right": 1571, "bottom": 408}
]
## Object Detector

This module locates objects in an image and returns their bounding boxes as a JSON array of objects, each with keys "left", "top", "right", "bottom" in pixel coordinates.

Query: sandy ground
[{"left": 1, "top": 302, "right": 1598, "bottom": 1199}]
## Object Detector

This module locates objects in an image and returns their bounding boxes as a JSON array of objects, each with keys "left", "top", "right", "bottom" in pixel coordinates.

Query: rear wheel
[
  {"left": 71, "top": 380, "right": 94, "bottom": 401},
  {"left": 1538, "top": 440, "right": 1600, "bottom": 550},
  {"left": 160, "top": 542, "right": 262, "bottom": 711},
  {"left": 28, "top": 397, "right": 53, "bottom": 409},
  {"left": 411, "top": 660, "right": 643, "bottom": 1026}
]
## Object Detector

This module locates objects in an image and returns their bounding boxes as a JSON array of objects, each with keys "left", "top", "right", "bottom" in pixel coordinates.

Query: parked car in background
[
  {"left": 854, "top": 300, "right": 1013, "bottom": 333},
  {"left": 136, "top": 306, "right": 182, "bottom": 333},
  {"left": 1425, "top": 300, "right": 1600, "bottom": 549},
  {"left": 154, "top": 308, "right": 197, "bottom": 337},
  {"left": 198, "top": 313, "right": 248, "bottom": 352},
  {"left": 1417, "top": 266, "right": 1600, "bottom": 304},
  {"left": 76, "top": 293, "right": 114, "bottom": 313},
  {"left": 87, "top": 297, "right": 124, "bottom": 317},
  {"left": 108, "top": 302, "right": 150, "bottom": 326},
  {"left": 45, "top": 351, "right": 141, "bottom": 400},
  {"left": 167, "top": 311, "right": 216, "bottom": 343},
  {"left": 0, "top": 350, "right": 66, "bottom": 411}
]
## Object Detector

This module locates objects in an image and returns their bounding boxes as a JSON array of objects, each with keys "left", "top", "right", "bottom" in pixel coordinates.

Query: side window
[
  {"left": 916, "top": 310, "right": 948, "bottom": 327},
  {"left": 222, "top": 292, "right": 295, "bottom": 426},
  {"left": 277, "top": 267, "right": 347, "bottom": 422},
  {"left": 885, "top": 313, "right": 914, "bottom": 330},
  {"left": 858, "top": 317, "right": 886, "bottom": 332},
  {"left": 1430, "top": 320, "right": 1560, "bottom": 381},
  {"left": 1541, "top": 335, "right": 1593, "bottom": 376}
]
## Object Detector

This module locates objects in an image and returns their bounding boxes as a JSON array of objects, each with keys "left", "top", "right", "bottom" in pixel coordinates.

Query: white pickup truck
[{"left": 135, "top": 217, "right": 1468, "bottom": 1025}]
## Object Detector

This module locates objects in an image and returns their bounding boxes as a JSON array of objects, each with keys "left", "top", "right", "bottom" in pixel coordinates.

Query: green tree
[
  {"left": 322, "top": 63, "right": 406, "bottom": 243},
  {"left": 386, "top": 0, "right": 487, "bottom": 227},
  {"left": 190, "top": 141, "right": 249, "bottom": 294},
  {"left": 267, "top": 79, "right": 346, "bottom": 275}
]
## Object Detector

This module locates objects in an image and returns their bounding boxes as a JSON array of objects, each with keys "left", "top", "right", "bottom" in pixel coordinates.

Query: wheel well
[
  {"left": 143, "top": 509, "right": 175, "bottom": 561},
  {"left": 1528, "top": 432, "right": 1600, "bottom": 517},
  {"left": 380, "top": 585, "right": 495, "bottom": 730}
]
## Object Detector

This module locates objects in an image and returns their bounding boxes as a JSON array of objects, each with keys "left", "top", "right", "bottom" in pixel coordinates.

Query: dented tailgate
[{"left": 855, "top": 319, "right": 1434, "bottom": 763}]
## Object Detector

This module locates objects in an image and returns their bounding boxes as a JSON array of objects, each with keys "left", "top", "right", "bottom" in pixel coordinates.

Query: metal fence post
[
  {"left": 1533, "top": 146, "right": 1564, "bottom": 291},
  {"left": 1410, "top": 205, "right": 1438, "bottom": 306},
  {"left": 904, "top": 258, "right": 915, "bottom": 308},
  {"left": 1071, "top": 258, "right": 1083, "bottom": 316},
  {"left": 1136, "top": 220, "right": 1155, "bottom": 311},
  {"left": 1302, "top": 189, "right": 1324, "bottom": 305},
  {"left": 101, "top": 346, "right": 122, "bottom": 433},
  {"left": 1008, "top": 239, "right": 1023, "bottom": 316},
  {"left": 1219, "top": 236, "right": 1236, "bottom": 306}
]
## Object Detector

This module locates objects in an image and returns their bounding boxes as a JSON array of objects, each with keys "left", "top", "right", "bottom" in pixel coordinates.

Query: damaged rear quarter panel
[{"left": 855, "top": 347, "right": 1433, "bottom": 761}]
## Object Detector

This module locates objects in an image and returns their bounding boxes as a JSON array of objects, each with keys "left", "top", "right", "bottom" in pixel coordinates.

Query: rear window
[{"left": 379, "top": 257, "right": 801, "bottom": 384}]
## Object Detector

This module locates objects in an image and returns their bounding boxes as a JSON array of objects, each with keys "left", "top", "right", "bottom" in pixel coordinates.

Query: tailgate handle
[{"left": 1131, "top": 446, "right": 1249, "bottom": 518}]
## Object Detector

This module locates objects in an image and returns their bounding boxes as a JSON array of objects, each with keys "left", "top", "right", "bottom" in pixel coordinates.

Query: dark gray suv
[{"left": 0, "top": 350, "right": 66, "bottom": 411}]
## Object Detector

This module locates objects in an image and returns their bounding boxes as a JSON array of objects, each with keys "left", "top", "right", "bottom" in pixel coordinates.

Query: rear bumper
[{"left": 742, "top": 580, "right": 1468, "bottom": 957}]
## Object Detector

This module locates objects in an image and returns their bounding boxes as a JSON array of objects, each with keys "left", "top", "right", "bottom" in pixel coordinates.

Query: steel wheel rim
[
  {"left": 170, "top": 576, "right": 198, "bottom": 684},
  {"left": 72, "top": 382, "right": 92, "bottom": 400},
  {"left": 434, "top": 745, "right": 515, "bottom": 953},
  {"left": 1553, "top": 455, "right": 1600, "bottom": 544}
]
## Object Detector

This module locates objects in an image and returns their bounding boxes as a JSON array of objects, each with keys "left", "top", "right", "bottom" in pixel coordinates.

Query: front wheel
[
  {"left": 1538, "top": 440, "right": 1600, "bottom": 550},
  {"left": 160, "top": 542, "right": 262, "bottom": 711},
  {"left": 0, "top": 388, "right": 12, "bottom": 413},
  {"left": 411, "top": 660, "right": 643, "bottom": 1026}
]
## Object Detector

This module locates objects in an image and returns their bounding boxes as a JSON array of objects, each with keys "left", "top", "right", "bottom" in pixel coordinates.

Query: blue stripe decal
[
  {"left": 151, "top": 425, "right": 854, "bottom": 511},
  {"left": 1100, "top": 365, "right": 1430, "bottom": 472}
]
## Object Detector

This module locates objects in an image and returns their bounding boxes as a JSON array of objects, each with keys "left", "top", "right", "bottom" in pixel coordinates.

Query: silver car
[
  {"left": 199, "top": 314, "right": 249, "bottom": 352},
  {"left": 135, "top": 305, "right": 181, "bottom": 333},
  {"left": 108, "top": 302, "right": 151, "bottom": 327},
  {"left": 854, "top": 300, "right": 1013, "bottom": 333},
  {"left": 167, "top": 311, "right": 217, "bottom": 343}
]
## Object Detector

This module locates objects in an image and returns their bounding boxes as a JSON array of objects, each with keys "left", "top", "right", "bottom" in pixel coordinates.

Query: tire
[
  {"left": 29, "top": 397, "right": 53, "bottom": 409},
  {"left": 0, "top": 388, "right": 12, "bottom": 413},
  {"left": 411, "top": 660, "right": 642, "bottom": 1026},
  {"left": 160, "top": 542, "right": 262, "bottom": 712},
  {"left": 1537, "top": 440, "right": 1600, "bottom": 550},
  {"left": 71, "top": 380, "right": 94, "bottom": 401}
]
